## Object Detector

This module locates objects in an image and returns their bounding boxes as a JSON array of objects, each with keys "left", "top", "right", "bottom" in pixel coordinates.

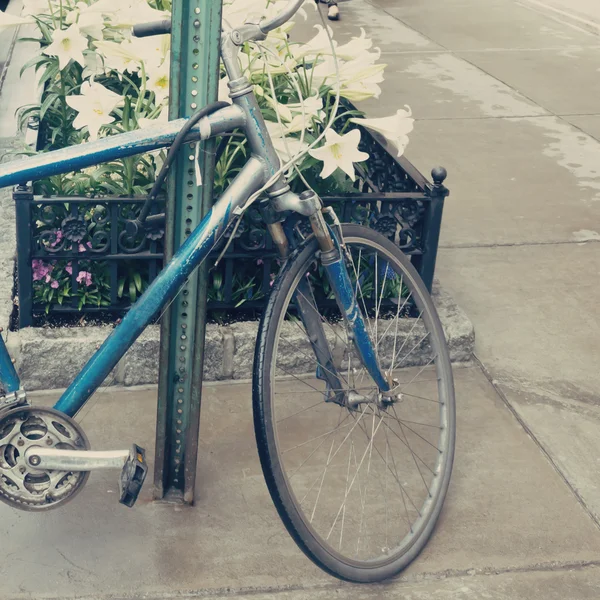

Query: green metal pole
[{"left": 154, "top": 0, "right": 223, "bottom": 504}]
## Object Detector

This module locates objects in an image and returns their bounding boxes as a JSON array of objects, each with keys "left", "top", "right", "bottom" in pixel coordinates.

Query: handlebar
[
  {"left": 259, "top": 0, "right": 307, "bottom": 34},
  {"left": 132, "top": 0, "right": 306, "bottom": 40}
]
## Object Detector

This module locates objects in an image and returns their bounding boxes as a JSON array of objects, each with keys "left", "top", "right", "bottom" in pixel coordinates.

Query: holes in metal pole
[
  {"left": 191, "top": 103, "right": 198, "bottom": 109},
  {"left": 194, "top": 7, "right": 200, "bottom": 14}
]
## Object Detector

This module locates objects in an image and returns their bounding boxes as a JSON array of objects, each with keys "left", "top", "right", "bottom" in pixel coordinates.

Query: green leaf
[
  {"left": 129, "top": 281, "right": 137, "bottom": 304},
  {"left": 19, "top": 54, "right": 49, "bottom": 77},
  {"left": 38, "top": 63, "right": 60, "bottom": 89},
  {"left": 39, "top": 92, "right": 60, "bottom": 122},
  {"left": 133, "top": 272, "right": 143, "bottom": 293}
]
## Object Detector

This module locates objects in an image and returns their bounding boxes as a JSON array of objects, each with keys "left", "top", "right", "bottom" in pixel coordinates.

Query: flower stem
[
  {"left": 59, "top": 72, "right": 69, "bottom": 152},
  {"left": 135, "top": 61, "right": 147, "bottom": 115}
]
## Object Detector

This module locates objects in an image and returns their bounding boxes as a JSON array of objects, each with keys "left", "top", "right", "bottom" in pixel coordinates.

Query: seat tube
[{"left": 0, "top": 334, "right": 20, "bottom": 393}]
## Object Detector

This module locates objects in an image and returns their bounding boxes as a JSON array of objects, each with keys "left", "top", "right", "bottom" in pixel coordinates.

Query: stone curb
[{"left": 8, "top": 283, "right": 475, "bottom": 391}]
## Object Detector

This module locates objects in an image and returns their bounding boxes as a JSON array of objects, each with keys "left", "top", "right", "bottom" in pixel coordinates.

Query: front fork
[{"left": 267, "top": 193, "right": 391, "bottom": 400}]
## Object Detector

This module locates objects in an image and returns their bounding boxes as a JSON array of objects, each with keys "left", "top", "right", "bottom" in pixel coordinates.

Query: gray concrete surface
[
  {"left": 309, "top": 0, "right": 600, "bottom": 596},
  {"left": 1, "top": 0, "right": 600, "bottom": 598},
  {"left": 3, "top": 367, "right": 598, "bottom": 600}
]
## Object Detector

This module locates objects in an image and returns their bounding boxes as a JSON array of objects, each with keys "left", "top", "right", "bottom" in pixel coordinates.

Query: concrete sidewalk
[
  {"left": 3, "top": 369, "right": 598, "bottom": 599},
  {"left": 1, "top": 0, "right": 600, "bottom": 598}
]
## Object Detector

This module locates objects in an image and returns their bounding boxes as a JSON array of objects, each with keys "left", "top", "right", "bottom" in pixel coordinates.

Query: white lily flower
[
  {"left": 77, "top": 0, "right": 119, "bottom": 15},
  {"left": 287, "top": 94, "right": 324, "bottom": 117},
  {"left": 0, "top": 12, "right": 33, "bottom": 33},
  {"left": 138, "top": 105, "right": 169, "bottom": 129},
  {"left": 264, "top": 96, "right": 293, "bottom": 123},
  {"left": 343, "top": 58, "right": 386, "bottom": 87},
  {"left": 307, "top": 55, "right": 385, "bottom": 101},
  {"left": 66, "top": 80, "right": 122, "bottom": 140},
  {"left": 336, "top": 28, "right": 373, "bottom": 61},
  {"left": 21, "top": 0, "right": 53, "bottom": 17},
  {"left": 350, "top": 107, "right": 414, "bottom": 157},
  {"left": 146, "top": 62, "right": 170, "bottom": 103},
  {"left": 296, "top": 25, "right": 337, "bottom": 59},
  {"left": 337, "top": 82, "right": 382, "bottom": 102},
  {"left": 309, "top": 129, "right": 369, "bottom": 182},
  {"left": 93, "top": 39, "right": 142, "bottom": 73},
  {"left": 82, "top": 50, "right": 108, "bottom": 79},
  {"left": 219, "top": 76, "right": 231, "bottom": 103},
  {"left": 43, "top": 24, "right": 89, "bottom": 70},
  {"left": 65, "top": 3, "right": 107, "bottom": 40},
  {"left": 106, "top": 0, "right": 168, "bottom": 28},
  {"left": 129, "top": 35, "right": 170, "bottom": 72},
  {"left": 265, "top": 121, "right": 309, "bottom": 167},
  {"left": 77, "top": 11, "right": 106, "bottom": 40}
]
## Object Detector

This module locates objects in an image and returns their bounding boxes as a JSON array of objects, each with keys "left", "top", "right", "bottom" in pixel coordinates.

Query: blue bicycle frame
[{"left": 0, "top": 9, "right": 390, "bottom": 416}]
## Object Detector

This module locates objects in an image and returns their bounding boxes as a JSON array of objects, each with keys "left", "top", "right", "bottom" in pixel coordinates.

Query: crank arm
[{"left": 25, "top": 447, "right": 130, "bottom": 471}]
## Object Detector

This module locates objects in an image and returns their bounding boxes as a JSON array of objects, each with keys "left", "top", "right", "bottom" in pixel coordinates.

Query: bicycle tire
[{"left": 253, "top": 224, "right": 455, "bottom": 582}]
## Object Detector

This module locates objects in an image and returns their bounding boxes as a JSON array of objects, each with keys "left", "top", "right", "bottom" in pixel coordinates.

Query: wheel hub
[{"left": 0, "top": 406, "right": 90, "bottom": 511}]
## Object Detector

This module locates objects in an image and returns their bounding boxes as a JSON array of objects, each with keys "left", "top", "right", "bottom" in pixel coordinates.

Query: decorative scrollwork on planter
[
  {"left": 17, "top": 105, "right": 447, "bottom": 325},
  {"left": 61, "top": 215, "right": 87, "bottom": 243}
]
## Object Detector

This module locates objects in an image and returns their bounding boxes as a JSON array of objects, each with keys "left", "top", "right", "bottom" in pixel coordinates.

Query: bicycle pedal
[{"left": 119, "top": 445, "right": 148, "bottom": 508}]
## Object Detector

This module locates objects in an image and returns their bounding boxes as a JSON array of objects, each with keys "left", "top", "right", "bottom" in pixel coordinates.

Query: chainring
[{"left": 0, "top": 406, "right": 90, "bottom": 511}]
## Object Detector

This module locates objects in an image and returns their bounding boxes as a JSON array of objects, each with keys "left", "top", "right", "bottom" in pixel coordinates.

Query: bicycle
[{"left": 0, "top": 0, "right": 455, "bottom": 583}]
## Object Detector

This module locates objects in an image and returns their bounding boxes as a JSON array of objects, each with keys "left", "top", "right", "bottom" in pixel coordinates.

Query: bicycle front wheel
[{"left": 253, "top": 225, "right": 455, "bottom": 582}]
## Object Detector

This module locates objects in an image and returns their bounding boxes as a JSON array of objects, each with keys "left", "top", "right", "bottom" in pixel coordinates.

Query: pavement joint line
[
  {"left": 0, "top": 29, "right": 19, "bottom": 98},
  {"left": 516, "top": 0, "right": 600, "bottom": 36},
  {"left": 414, "top": 114, "right": 568, "bottom": 121},
  {"left": 440, "top": 239, "right": 600, "bottom": 250},
  {"left": 13, "top": 559, "right": 600, "bottom": 600},
  {"left": 381, "top": 46, "right": 600, "bottom": 55},
  {"left": 474, "top": 356, "right": 600, "bottom": 532},
  {"left": 517, "top": 0, "right": 600, "bottom": 35}
]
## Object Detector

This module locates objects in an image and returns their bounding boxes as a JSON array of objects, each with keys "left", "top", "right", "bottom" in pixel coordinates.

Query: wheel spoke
[{"left": 263, "top": 229, "right": 454, "bottom": 572}]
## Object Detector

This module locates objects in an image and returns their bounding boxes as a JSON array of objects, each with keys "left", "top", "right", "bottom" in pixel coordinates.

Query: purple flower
[
  {"left": 66, "top": 263, "right": 73, "bottom": 275},
  {"left": 45, "top": 274, "right": 51, "bottom": 283},
  {"left": 50, "top": 280, "right": 59, "bottom": 289},
  {"left": 256, "top": 259, "right": 264, "bottom": 265},
  {"left": 78, "top": 244, "right": 87, "bottom": 253},
  {"left": 32, "top": 259, "right": 52, "bottom": 282},
  {"left": 50, "top": 230, "right": 63, "bottom": 248},
  {"left": 76, "top": 271, "right": 93, "bottom": 287}
]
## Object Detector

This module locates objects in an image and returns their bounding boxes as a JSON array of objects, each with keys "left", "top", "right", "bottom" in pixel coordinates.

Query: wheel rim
[{"left": 266, "top": 233, "right": 453, "bottom": 568}]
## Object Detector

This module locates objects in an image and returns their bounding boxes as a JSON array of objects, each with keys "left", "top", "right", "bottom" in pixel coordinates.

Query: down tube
[{"left": 54, "top": 157, "right": 266, "bottom": 417}]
